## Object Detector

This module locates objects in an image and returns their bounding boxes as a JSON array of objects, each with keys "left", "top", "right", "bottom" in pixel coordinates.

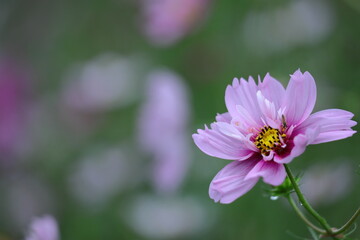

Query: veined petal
[
  {"left": 257, "top": 91, "right": 276, "bottom": 120},
  {"left": 216, "top": 122, "right": 259, "bottom": 152},
  {"left": 295, "top": 109, "right": 357, "bottom": 144},
  {"left": 313, "top": 131, "right": 356, "bottom": 144},
  {"left": 209, "top": 157, "right": 260, "bottom": 204},
  {"left": 282, "top": 70, "right": 317, "bottom": 126},
  {"left": 258, "top": 73, "right": 285, "bottom": 109},
  {"left": 193, "top": 123, "right": 254, "bottom": 160},
  {"left": 225, "top": 77, "right": 263, "bottom": 128},
  {"left": 216, "top": 112, "right": 232, "bottom": 123},
  {"left": 275, "top": 127, "right": 320, "bottom": 164},
  {"left": 235, "top": 104, "right": 262, "bottom": 130},
  {"left": 245, "top": 160, "right": 286, "bottom": 186},
  {"left": 256, "top": 91, "right": 281, "bottom": 128},
  {"left": 230, "top": 117, "right": 247, "bottom": 133},
  {"left": 224, "top": 78, "right": 242, "bottom": 118}
]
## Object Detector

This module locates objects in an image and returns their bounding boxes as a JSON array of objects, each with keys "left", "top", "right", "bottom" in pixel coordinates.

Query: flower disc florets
[{"left": 255, "top": 126, "right": 286, "bottom": 156}]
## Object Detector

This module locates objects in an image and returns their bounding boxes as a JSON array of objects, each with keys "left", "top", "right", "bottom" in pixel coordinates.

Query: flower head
[{"left": 193, "top": 70, "right": 356, "bottom": 204}]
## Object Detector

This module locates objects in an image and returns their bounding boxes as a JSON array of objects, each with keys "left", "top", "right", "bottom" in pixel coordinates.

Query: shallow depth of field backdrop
[{"left": 0, "top": 0, "right": 359, "bottom": 239}]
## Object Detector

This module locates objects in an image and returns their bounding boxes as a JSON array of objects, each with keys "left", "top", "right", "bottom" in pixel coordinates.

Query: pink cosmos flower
[
  {"left": 142, "top": 0, "right": 209, "bottom": 46},
  {"left": 25, "top": 215, "right": 59, "bottom": 240},
  {"left": 193, "top": 70, "right": 356, "bottom": 204}
]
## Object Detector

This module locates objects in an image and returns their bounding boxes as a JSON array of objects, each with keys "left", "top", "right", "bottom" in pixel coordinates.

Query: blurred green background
[{"left": 0, "top": 0, "right": 359, "bottom": 239}]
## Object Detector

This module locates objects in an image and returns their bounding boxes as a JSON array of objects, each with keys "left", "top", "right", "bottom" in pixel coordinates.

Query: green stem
[
  {"left": 286, "top": 195, "right": 326, "bottom": 234},
  {"left": 284, "top": 164, "right": 336, "bottom": 238},
  {"left": 333, "top": 207, "right": 360, "bottom": 235}
]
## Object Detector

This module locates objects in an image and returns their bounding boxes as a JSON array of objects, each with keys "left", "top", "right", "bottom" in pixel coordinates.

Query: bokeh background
[{"left": 0, "top": 0, "right": 359, "bottom": 239}]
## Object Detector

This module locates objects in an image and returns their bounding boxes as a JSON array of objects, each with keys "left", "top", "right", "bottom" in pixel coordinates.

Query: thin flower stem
[
  {"left": 284, "top": 164, "right": 336, "bottom": 238},
  {"left": 333, "top": 207, "right": 360, "bottom": 235},
  {"left": 286, "top": 195, "right": 326, "bottom": 234}
]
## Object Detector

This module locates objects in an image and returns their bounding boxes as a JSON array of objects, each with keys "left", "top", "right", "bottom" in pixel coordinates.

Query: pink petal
[
  {"left": 193, "top": 123, "right": 254, "bottom": 160},
  {"left": 230, "top": 117, "right": 247, "bottom": 133},
  {"left": 225, "top": 77, "right": 263, "bottom": 128},
  {"left": 216, "top": 112, "right": 232, "bottom": 123},
  {"left": 235, "top": 104, "right": 261, "bottom": 130},
  {"left": 215, "top": 122, "right": 258, "bottom": 152},
  {"left": 275, "top": 127, "right": 320, "bottom": 164},
  {"left": 258, "top": 73, "right": 285, "bottom": 109},
  {"left": 256, "top": 91, "right": 280, "bottom": 128},
  {"left": 245, "top": 160, "right": 286, "bottom": 186},
  {"left": 295, "top": 109, "right": 357, "bottom": 144},
  {"left": 209, "top": 157, "right": 260, "bottom": 204},
  {"left": 312, "top": 131, "right": 356, "bottom": 144},
  {"left": 282, "top": 70, "right": 317, "bottom": 126}
]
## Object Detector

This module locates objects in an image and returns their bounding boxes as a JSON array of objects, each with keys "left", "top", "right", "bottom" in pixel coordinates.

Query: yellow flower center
[{"left": 255, "top": 126, "right": 286, "bottom": 156}]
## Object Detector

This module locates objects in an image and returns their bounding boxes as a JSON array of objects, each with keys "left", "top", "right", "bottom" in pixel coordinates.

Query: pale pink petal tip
[
  {"left": 215, "top": 112, "right": 231, "bottom": 123},
  {"left": 283, "top": 69, "right": 317, "bottom": 126}
]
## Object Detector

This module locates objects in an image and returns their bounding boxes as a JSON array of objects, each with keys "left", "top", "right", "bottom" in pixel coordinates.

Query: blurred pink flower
[
  {"left": 60, "top": 54, "right": 141, "bottom": 135},
  {"left": 125, "top": 195, "right": 211, "bottom": 239},
  {"left": 0, "top": 57, "right": 29, "bottom": 159},
  {"left": 62, "top": 54, "right": 139, "bottom": 112},
  {"left": 25, "top": 215, "right": 59, "bottom": 240},
  {"left": 243, "top": 0, "right": 334, "bottom": 56},
  {"left": 300, "top": 161, "right": 353, "bottom": 206},
  {"left": 68, "top": 145, "right": 140, "bottom": 209},
  {"left": 142, "top": 0, "right": 210, "bottom": 46},
  {"left": 193, "top": 69, "right": 356, "bottom": 204},
  {"left": 138, "top": 69, "right": 190, "bottom": 193}
]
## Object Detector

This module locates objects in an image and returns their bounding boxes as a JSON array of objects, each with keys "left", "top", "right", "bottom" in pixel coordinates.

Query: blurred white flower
[
  {"left": 25, "top": 215, "right": 59, "bottom": 240},
  {"left": 68, "top": 146, "right": 139, "bottom": 209},
  {"left": 125, "top": 195, "right": 212, "bottom": 239},
  {"left": 62, "top": 53, "right": 140, "bottom": 112},
  {"left": 141, "top": 0, "right": 210, "bottom": 46},
  {"left": 300, "top": 161, "right": 353, "bottom": 206},
  {"left": 4, "top": 175, "right": 55, "bottom": 231},
  {"left": 138, "top": 69, "right": 191, "bottom": 194},
  {"left": 243, "top": 0, "right": 334, "bottom": 55}
]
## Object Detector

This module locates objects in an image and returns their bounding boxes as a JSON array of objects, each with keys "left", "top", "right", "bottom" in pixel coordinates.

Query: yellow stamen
[{"left": 255, "top": 126, "right": 286, "bottom": 156}]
